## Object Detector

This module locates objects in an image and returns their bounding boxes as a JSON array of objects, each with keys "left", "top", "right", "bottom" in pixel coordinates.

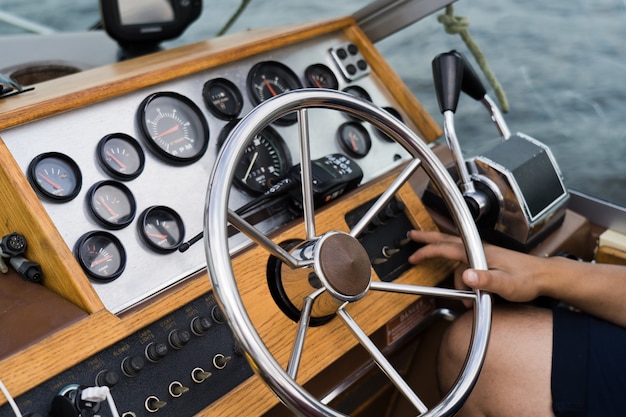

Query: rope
[
  {"left": 217, "top": 0, "right": 252, "bottom": 37},
  {"left": 437, "top": 5, "right": 509, "bottom": 113}
]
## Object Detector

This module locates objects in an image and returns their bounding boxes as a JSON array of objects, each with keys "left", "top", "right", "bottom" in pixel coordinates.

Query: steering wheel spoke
[
  {"left": 227, "top": 209, "right": 303, "bottom": 268},
  {"left": 350, "top": 158, "right": 422, "bottom": 238},
  {"left": 337, "top": 305, "right": 429, "bottom": 414},
  {"left": 369, "top": 281, "right": 477, "bottom": 302}
]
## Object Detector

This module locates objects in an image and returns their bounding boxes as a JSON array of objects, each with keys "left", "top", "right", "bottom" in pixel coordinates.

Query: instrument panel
[{"left": 1, "top": 35, "right": 415, "bottom": 314}]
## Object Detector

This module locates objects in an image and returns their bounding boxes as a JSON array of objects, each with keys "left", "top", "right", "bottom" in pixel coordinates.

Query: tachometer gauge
[
  {"left": 97, "top": 133, "right": 145, "bottom": 180},
  {"left": 75, "top": 231, "right": 126, "bottom": 282},
  {"left": 219, "top": 120, "right": 292, "bottom": 195},
  {"left": 138, "top": 205, "right": 185, "bottom": 253},
  {"left": 247, "top": 61, "right": 303, "bottom": 125},
  {"left": 137, "top": 91, "right": 210, "bottom": 165},
  {"left": 87, "top": 180, "right": 136, "bottom": 229},
  {"left": 27, "top": 152, "right": 82, "bottom": 202}
]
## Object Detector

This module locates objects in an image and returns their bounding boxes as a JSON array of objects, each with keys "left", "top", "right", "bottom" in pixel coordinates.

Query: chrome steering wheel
[{"left": 204, "top": 89, "right": 491, "bottom": 417}]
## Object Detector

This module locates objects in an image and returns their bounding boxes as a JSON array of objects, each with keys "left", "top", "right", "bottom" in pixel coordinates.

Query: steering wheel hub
[{"left": 316, "top": 231, "right": 371, "bottom": 301}]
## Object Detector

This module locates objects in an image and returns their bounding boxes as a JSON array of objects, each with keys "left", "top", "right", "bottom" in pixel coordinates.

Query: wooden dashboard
[{"left": 0, "top": 16, "right": 456, "bottom": 417}]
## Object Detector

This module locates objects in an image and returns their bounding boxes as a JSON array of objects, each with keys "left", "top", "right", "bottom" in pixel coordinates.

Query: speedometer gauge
[
  {"left": 219, "top": 120, "right": 292, "bottom": 195},
  {"left": 137, "top": 92, "right": 209, "bottom": 165}
]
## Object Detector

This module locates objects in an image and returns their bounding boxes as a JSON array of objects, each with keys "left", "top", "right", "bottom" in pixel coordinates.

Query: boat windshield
[{"left": 1, "top": 0, "right": 625, "bottom": 208}]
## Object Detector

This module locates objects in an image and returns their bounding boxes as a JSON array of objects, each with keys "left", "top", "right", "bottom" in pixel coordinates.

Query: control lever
[
  {"left": 451, "top": 50, "right": 511, "bottom": 140},
  {"left": 431, "top": 52, "right": 492, "bottom": 221}
]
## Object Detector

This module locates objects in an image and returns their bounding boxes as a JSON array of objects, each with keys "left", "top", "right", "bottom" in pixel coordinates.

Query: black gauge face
[
  {"left": 97, "top": 133, "right": 145, "bottom": 180},
  {"left": 337, "top": 122, "right": 372, "bottom": 158},
  {"left": 28, "top": 152, "right": 82, "bottom": 202},
  {"left": 87, "top": 180, "right": 136, "bottom": 229},
  {"left": 247, "top": 61, "right": 303, "bottom": 125},
  {"left": 138, "top": 206, "right": 185, "bottom": 253},
  {"left": 376, "top": 106, "right": 405, "bottom": 142},
  {"left": 75, "top": 231, "right": 126, "bottom": 282},
  {"left": 138, "top": 92, "right": 210, "bottom": 165},
  {"left": 221, "top": 122, "right": 292, "bottom": 195},
  {"left": 202, "top": 78, "right": 244, "bottom": 120},
  {"left": 304, "top": 64, "right": 339, "bottom": 90}
]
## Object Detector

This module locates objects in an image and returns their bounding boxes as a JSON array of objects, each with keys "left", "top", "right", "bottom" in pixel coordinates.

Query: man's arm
[{"left": 408, "top": 230, "right": 626, "bottom": 327}]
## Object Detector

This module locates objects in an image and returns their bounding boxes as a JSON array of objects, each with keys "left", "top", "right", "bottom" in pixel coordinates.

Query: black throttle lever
[{"left": 431, "top": 52, "right": 493, "bottom": 221}]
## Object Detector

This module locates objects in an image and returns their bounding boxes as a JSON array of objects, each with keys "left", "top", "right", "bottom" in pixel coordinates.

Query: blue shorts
[{"left": 551, "top": 305, "right": 626, "bottom": 416}]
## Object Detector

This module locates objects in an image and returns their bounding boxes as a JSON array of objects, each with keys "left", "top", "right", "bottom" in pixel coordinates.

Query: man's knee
[{"left": 437, "top": 310, "right": 473, "bottom": 392}]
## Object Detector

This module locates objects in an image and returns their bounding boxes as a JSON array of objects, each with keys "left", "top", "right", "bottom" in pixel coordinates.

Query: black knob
[
  {"left": 190, "top": 316, "right": 212, "bottom": 336},
  {"left": 211, "top": 306, "right": 225, "bottom": 324},
  {"left": 145, "top": 342, "right": 168, "bottom": 362},
  {"left": 168, "top": 329, "right": 191, "bottom": 349},
  {"left": 96, "top": 369, "right": 120, "bottom": 387},
  {"left": 121, "top": 355, "right": 145, "bottom": 377}
]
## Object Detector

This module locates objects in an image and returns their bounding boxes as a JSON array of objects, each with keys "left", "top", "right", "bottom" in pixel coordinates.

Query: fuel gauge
[
  {"left": 138, "top": 206, "right": 185, "bottom": 253},
  {"left": 337, "top": 121, "right": 371, "bottom": 158},
  {"left": 75, "top": 231, "right": 126, "bottom": 282}
]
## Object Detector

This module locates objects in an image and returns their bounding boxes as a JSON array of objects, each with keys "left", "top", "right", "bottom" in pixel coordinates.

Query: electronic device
[{"left": 100, "top": 0, "right": 202, "bottom": 49}]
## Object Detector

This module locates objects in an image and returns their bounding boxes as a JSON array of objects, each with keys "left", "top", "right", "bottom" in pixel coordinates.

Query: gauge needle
[
  {"left": 99, "top": 196, "right": 118, "bottom": 217},
  {"left": 349, "top": 131, "right": 359, "bottom": 151},
  {"left": 155, "top": 124, "right": 180, "bottom": 139},
  {"left": 147, "top": 232, "right": 168, "bottom": 240},
  {"left": 91, "top": 255, "right": 112, "bottom": 267},
  {"left": 263, "top": 79, "right": 278, "bottom": 96},
  {"left": 37, "top": 172, "right": 62, "bottom": 189},
  {"left": 106, "top": 151, "right": 127, "bottom": 169},
  {"left": 313, "top": 78, "right": 323, "bottom": 88},
  {"left": 243, "top": 152, "right": 259, "bottom": 182}
]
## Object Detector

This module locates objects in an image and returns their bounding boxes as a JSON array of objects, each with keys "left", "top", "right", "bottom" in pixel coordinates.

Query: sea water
[{"left": 1, "top": 0, "right": 626, "bottom": 206}]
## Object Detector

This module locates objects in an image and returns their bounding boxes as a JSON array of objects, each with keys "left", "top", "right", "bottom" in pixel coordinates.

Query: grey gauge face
[
  {"left": 137, "top": 92, "right": 210, "bottom": 165},
  {"left": 28, "top": 152, "right": 82, "bottom": 202},
  {"left": 87, "top": 180, "right": 136, "bottom": 229},
  {"left": 97, "top": 133, "right": 145, "bottom": 180},
  {"left": 138, "top": 205, "right": 185, "bottom": 253},
  {"left": 75, "top": 231, "right": 126, "bottom": 282}
]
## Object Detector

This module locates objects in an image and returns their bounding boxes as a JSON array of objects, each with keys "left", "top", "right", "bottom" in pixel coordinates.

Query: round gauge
[
  {"left": 97, "top": 133, "right": 145, "bottom": 180},
  {"left": 137, "top": 91, "right": 210, "bottom": 165},
  {"left": 27, "top": 152, "right": 82, "bottom": 202},
  {"left": 342, "top": 85, "right": 372, "bottom": 102},
  {"left": 337, "top": 122, "right": 372, "bottom": 158},
  {"left": 247, "top": 61, "right": 303, "bottom": 125},
  {"left": 138, "top": 206, "right": 185, "bottom": 253},
  {"left": 377, "top": 107, "right": 405, "bottom": 142},
  {"left": 304, "top": 64, "right": 339, "bottom": 90},
  {"left": 220, "top": 121, "right": 292, "bottom": 195},
  {"left": 75, "top": 231, "right": 126, "bottom": 282},
  {"left": 342, "top": 85, "right": 372, "bottom": 122},
  {"left": 202, "top": 78, "right": 244, "bottom": 120},
  {"left": 87, "top": 180, "right": 136, "bottom": 229}
]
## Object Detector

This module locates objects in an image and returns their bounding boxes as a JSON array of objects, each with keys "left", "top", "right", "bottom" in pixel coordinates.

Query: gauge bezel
[
  {"left": 337, "top": 121, "right": 372, "bottom": 159},
  {"left": 137, "top": 205, "right": 186, "bottom": 254},
  {"left": 247, "top": 61, "right": 303, "bottom": 126},
  {"left": 27, "top": 151, "right": 82, "bottom": 203},
  {"left": 137, "top": 91, "right": 210, "bottom": 165},
  {"left": 202, "top": 78, "right": 244, "bottom": 120},
  {"left": 304, "top": 63, "right": 339, "bottom": 90},
  {"left": 87, "top": 180, "right": 137, "bottom": 230},
  {"left": 97, "top": 133, "right": 146, "bottom": 180},
  {"left": 74, "top": 230, "right": 126, "bottom": 282}
]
